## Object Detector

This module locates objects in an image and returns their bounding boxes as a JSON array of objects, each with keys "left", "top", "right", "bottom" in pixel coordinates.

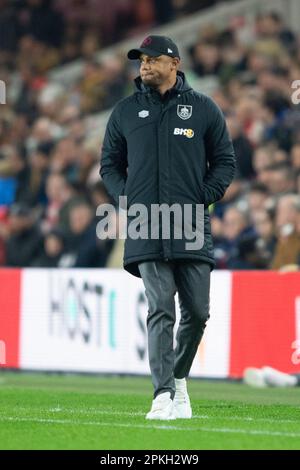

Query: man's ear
[{"left": 171, "top": 58, "right": 180, "bottom": 70}]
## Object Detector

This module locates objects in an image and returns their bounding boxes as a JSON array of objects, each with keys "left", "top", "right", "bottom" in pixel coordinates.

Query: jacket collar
[{"left": 134, "top": 71, "right": 192, "bottom": 99}]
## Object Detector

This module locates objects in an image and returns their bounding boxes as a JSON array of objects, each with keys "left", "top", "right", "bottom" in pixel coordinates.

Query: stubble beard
[{"left": 141, "top": 73, "right": 162, "bottom": 89}]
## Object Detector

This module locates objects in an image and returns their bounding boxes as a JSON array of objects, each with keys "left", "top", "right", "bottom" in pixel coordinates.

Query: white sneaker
[
  {"left": 146, "top": 392, "right": 176, "bottom": 420},
  {"left": 262, "top": 367, "right": 297, "bottom": 387},
  {"left": 173, "top": 378, "right": 192, "bottom": 419},
  {"left": 243, "top": 367, "right": 267, "bottom": 388}
]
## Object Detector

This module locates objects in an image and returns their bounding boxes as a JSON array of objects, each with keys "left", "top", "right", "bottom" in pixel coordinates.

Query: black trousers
[{"left": 138, "top": 260, "right": 210, "bottom": 399}]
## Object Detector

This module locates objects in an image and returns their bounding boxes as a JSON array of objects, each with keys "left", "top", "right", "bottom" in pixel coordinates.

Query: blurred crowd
[
  {"left": 0, "top": 1, "right": 300, "bottom": 270},
  {"left": 204, "top": 13, "right": 300, "bottom": 270}
]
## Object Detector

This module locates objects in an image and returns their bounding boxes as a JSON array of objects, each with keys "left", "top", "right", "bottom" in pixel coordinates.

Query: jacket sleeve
[
  {"left": 202, "top": 97, "right": 236, "bottom": 206},
  {"left": 100, "top": 105, "right": 128, "bottom": 205}
]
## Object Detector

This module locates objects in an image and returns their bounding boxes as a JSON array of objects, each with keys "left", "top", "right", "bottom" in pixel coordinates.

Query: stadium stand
[{"left": 0, "top": 0, "right": 300, "bottom": 269}]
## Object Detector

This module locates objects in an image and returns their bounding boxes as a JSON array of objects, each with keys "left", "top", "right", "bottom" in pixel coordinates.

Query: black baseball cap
[{"left": 127, "top": 35, "right": 180, "bottom": 60}]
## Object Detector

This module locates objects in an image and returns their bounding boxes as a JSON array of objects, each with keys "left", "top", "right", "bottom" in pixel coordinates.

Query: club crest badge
[{"left": 177, "top": 105, "right": 192, "bottom": 120}]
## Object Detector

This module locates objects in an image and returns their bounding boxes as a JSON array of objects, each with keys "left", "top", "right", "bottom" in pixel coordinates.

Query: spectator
[
  {"left": 271, "top": 194, "right": 300, "bottom": 270},
  {"left": 190, "top": 40, "right": 222, "bottom": 77},
  {"left": 214, "top": 206, "right": 254, "bottom": 269},
  {"left": 0, "top": 146, "right": 29, "bottom": 207},
  {"left": 251, "top": 209, "right": 276, "bottom": 268},
  {"left": 0, "top": 206, "right": 9, "bottom": 265},
  {"left": 33, "top": 227, "right": 66, "bottom": 267},
  {"left": 253, "top": 145, "right": 273, "bottom": 176},
  {"left": 226, "top": 113, "right": 255, "bottom": 179},
  {"left": 0, "top": 0, "right": 19, "bottom": 53},
  {"left": 291, "top": 143, "right": 300, "bottom": 171},
  {"left": 19, "top": 0, "right": 65, "bottom": 48},
  {"left": 43, "top": 173, "right": 72, "bottom": 232},
  {"left": 265, "top": 163, "right": 296, "bottom": 195},
  {"left": 18, "top": 142, "right": 53, "bottom": 206},
  {"left": 246, "top": 182, "right": 270, "bottom": 221},
  {"left": 5, "top": 203, "right": 43, "bottom": 266},
  {"left": 65, "top": 202, "right": 114, "bottom": 267}
]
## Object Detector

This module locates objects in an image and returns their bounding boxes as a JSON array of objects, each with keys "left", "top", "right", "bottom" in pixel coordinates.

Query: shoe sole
[
  {"left": 146, "top": 415, "right": 176, "bottom": 420},
  {"left": 174, "top": 413, "right": 192, "bottom": 419},
  {"left": 173, "top": 408, "right": 192, "bottom": 419}
]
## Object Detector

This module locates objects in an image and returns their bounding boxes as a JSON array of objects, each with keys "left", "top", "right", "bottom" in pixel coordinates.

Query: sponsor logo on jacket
[
  {"left": 138, "top": 110, "right": 149, "bottom": 118},
  {"left": 173, "top": 128, "right": 194, "bottom": 138}
]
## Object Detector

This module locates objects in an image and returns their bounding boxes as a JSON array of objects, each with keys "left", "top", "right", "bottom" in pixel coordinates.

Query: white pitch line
[
  {"left": 6, "top": 406, "right": 300, "bottom": 426},
  {"left": 1, "top": 416, "right": 300, "bottom": 438}
]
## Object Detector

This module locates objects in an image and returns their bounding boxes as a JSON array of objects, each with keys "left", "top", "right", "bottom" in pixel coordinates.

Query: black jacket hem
[{"left": 124, "top": 252, "right": 215, "bottom": 278}]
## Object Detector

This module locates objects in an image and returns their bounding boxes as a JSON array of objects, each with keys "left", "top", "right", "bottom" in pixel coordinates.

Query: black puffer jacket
[{"left": 100, "top": 71, "right": 235, "bottom": 277}]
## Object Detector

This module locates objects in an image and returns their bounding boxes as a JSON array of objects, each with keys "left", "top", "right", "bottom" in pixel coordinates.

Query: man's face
[{"left": 139, "top": 54, "right": 177, "bottom": 87}]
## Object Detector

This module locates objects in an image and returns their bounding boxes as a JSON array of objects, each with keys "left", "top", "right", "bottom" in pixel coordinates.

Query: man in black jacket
[{"left": 100, "top": 35, "right": 235, "bottom": 420}]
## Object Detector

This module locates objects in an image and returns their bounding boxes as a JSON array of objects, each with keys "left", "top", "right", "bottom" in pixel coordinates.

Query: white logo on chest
[
  {"left": 177, "top": 105, "right": 192, "bottom": 120},
  {"left": 138, "top": 110, "right": 149, "bottom": 118}
]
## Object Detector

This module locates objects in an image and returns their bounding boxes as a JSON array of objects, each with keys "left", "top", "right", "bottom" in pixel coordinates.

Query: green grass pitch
[{"left": 0, "top": 372, "right": 300, "bottom": 450}]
